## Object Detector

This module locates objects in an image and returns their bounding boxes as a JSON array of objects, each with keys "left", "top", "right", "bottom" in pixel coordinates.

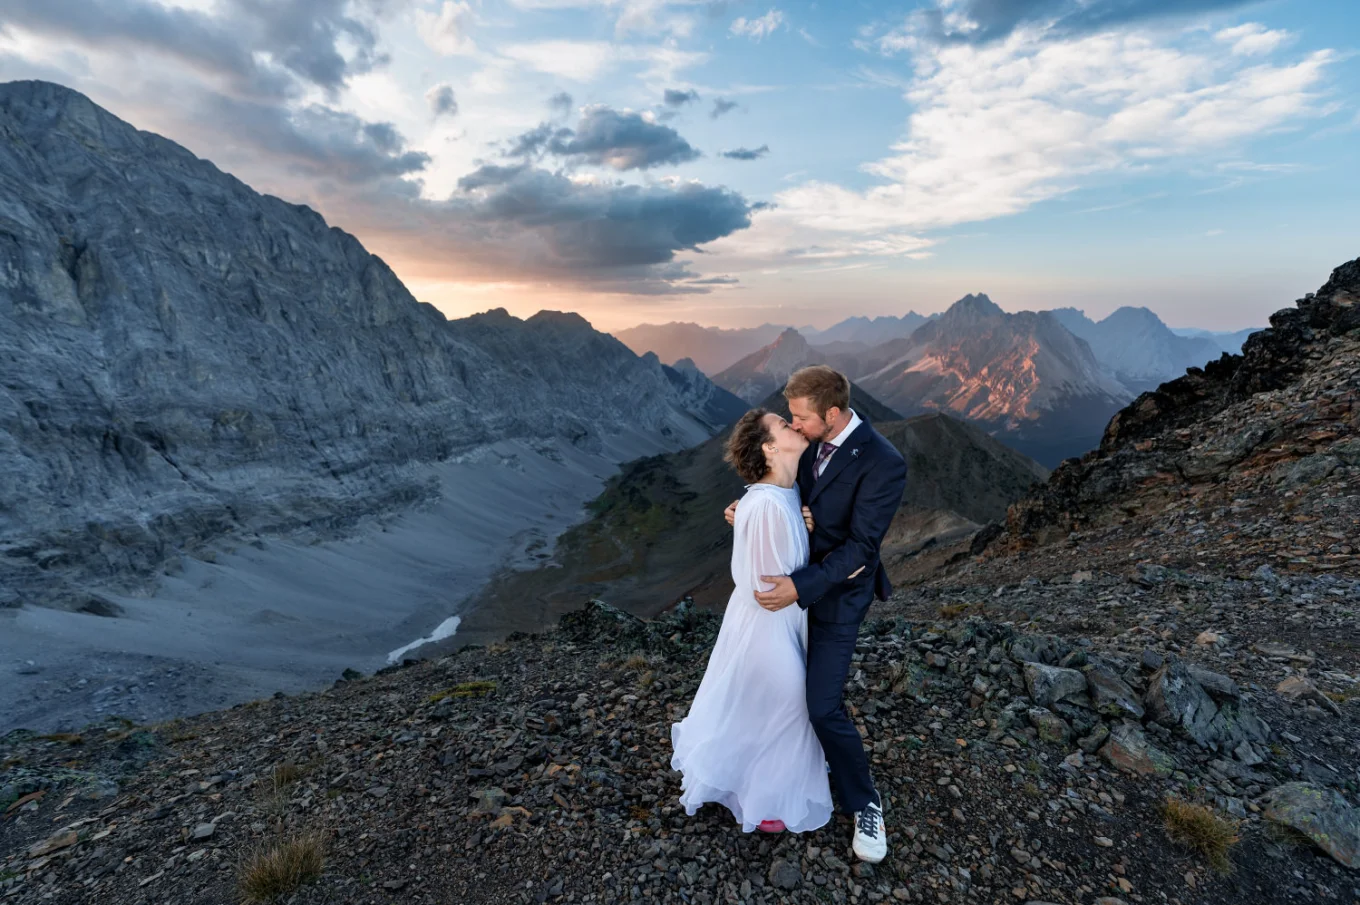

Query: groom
[{"left": 725, "top": 365, "right": 906, "bottom": 863}]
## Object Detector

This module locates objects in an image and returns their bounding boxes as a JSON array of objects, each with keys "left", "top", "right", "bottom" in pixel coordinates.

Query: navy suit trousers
[{"left": 806, "top": 614, "right": 875, "bottom": 813}]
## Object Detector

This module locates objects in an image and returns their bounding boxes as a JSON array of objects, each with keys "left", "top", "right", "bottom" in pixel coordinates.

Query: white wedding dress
[{"left": 669, "top": 482, "right": 834, "bottom": 833}]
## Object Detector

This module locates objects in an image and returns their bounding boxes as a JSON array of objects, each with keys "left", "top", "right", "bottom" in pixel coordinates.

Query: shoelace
[{"left": 856, "top": 803, "right": 882, "bottom": 838}]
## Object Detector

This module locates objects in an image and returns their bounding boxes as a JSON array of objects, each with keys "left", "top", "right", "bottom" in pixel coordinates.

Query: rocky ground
[
  {"left": 2, "top": 587, "right": 1356, "bottom": 905},
  {"left": 3, "top": 263, "right": 1356, "bottom": 903}
]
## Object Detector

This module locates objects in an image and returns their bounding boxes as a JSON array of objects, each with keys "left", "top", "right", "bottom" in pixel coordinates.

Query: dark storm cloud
[
  {"left": 914, "top": 0, "right": 1258, "bottom": 44},
  {"left": 720, "top": 144, "right": 768, "bottom": 160},
  {"left": 663, "top": 88, "right": 700, "bottom": 107},
  {"left": 710, "top": 98, "right": 738, "bottom": 119}
]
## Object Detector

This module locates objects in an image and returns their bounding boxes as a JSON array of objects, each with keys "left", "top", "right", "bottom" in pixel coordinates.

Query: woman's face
[{"left": 761, "top": 413, "right": 809, "bottom": 465}]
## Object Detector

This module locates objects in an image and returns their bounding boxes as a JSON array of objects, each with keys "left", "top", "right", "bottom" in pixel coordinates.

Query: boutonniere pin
[{"left": 851, "top": 448, "right": 860, "bottom": 458}]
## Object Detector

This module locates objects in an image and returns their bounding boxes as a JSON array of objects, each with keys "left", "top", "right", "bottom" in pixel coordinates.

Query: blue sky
[{"left": 1, "top": 0, "right": 1357, "bottom": 331}]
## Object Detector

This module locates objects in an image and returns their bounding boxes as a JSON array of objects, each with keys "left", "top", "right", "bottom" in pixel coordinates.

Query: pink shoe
[{"left": 758, "top": 820, "right": 785, "bottom": 833}]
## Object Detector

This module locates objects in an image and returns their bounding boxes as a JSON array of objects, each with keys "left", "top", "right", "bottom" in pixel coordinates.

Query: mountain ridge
[{"left": 0, "top": 79, "right": 731, "bottom": 613}]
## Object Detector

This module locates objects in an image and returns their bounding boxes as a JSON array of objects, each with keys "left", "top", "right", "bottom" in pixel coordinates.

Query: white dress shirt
[{"left": 815, "top": 408, "right": 862, "bottom": 477}]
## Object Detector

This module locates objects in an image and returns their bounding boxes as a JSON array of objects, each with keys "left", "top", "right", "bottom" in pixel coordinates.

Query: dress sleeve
[{"left": 736, "top": 492, "right": 801, "bottom": 594}]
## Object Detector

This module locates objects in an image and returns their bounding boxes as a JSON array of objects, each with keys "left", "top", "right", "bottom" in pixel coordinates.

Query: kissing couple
[{"left": 669, "top": 365, "right": 907, "bottom": 864}]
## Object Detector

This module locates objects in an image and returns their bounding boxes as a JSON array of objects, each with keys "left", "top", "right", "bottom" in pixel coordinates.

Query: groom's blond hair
[{"left": 784, "top": 366, "right": 850, "bottom": 419}]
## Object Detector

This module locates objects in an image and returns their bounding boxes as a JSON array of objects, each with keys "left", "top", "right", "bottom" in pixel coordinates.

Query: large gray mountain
[
  {"left": 0, "top": 80, "right": 728, "bottom": 612},
  {"left": 1050, "top": 306, "right": 1229, "bottom": 393}
]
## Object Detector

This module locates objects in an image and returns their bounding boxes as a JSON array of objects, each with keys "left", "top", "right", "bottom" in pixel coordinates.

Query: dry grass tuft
[
  {"left": 622, "top": 654, "right": 649, "bottom": 671},
  {"left": 36, "top": 733, "right": 83, "bottom": 745},
  {"left": 427, "top": 681, "right": 496, "bottom": 703},
  {"left": 270, "top": 762, "right": 308, "bottom": 795},
  {"left": 938, "top": 603, "right": 978, "bottom": 620},
  {"left": 487, "top": 641, "right": 511, "bottom": 654},
  {"left": 1163, "top": 797, "right": 1240, "bottom": 873},
  {"left": 638, "top": 670, "right": 656, "bottom": 689},
  {"left": 238, "top": 831, "right": 325, "bottom": 903}
]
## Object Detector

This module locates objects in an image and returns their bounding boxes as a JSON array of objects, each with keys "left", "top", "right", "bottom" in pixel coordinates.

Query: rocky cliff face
[
  {"left": 1004, "top": 256, "right": 1360, "bottom": 551},
  {"left": 0, "top": 80, "right": 725, "bottom": 610}
]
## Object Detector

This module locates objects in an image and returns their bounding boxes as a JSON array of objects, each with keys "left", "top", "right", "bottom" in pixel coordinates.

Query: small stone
[
  {"left": 1093, "top": 835, "right": 1114, "bottom": 847},
  {"left": 1027, "top": 707, "right": 1071, "bottom": 745},
  {"left": 768, "top": 858, "right": 801, "bottom": 891},
  {"left": 191, "top": 823, "right": 215, "bottom": 841},
  {"left": 1276, "top": 676, "right": 1343, "bottom": 716}
]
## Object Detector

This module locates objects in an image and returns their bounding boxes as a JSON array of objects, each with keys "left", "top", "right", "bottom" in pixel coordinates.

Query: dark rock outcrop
[{"left": 1004, "top": 256, "right": 1360, "bottom": 545}]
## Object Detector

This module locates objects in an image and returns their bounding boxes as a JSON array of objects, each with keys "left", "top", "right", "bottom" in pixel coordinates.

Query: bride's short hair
[{"left": 724, "top": 409, "right": 772, "bottom": 484}]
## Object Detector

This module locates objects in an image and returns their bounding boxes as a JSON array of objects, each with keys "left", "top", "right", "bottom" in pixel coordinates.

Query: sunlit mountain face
[{"left": 851, "top": 295, "right": 1130, "bottom": 465}]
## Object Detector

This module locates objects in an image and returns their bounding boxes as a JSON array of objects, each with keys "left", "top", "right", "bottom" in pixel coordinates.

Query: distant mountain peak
[
  {"left": 944, "top": 293, "right": 1004, "bottom": 321},
  {"left": 527, "top": 310, "right": 593, "bottom": 330}
]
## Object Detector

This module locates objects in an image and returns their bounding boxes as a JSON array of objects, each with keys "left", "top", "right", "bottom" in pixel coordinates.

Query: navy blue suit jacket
[{"left": 790, "top": 419, "right": 907, "bottom": 624}]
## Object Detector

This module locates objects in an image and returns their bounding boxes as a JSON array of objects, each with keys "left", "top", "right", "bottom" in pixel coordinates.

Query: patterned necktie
[{"left": 814, "top": 441, "right": 836, "bottom": 481}]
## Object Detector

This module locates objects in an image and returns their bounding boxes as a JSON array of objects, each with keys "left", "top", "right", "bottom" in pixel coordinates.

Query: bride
[{"left": 669, "top": 409, "right": 833, "bottom": 834}]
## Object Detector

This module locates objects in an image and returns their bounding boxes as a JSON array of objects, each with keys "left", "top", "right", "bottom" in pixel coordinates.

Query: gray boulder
[
  {"left": 1024, "top": 662, "right": 1087, "bottom": 708},
  {"left": 1086, "top": 663, "right": 1145, "bottom": 720},
  {"left": 1261, "top": 783, "right": 1360, "bottom": 869},
  {"left": 1145, "top": 657, "right": 1268, "bottom": 755}
]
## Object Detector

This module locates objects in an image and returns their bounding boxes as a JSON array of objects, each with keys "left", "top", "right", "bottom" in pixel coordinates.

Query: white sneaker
[{"left": 852, "top": 794, "right": 887, "bottom": 864}]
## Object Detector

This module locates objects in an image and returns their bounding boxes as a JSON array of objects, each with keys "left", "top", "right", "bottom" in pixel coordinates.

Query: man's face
[{"left": 787, "top": 396, "right": 834, "bottom": 442}]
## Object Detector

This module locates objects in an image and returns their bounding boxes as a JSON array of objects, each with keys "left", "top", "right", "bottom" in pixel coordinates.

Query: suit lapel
[{"left": 807, "top": 421, "right": 871, "bottom": 504}]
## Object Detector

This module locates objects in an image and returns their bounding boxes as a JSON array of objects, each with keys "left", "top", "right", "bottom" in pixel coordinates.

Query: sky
[{"left": 1, "top": 0, "right": 1357, "bottom": 332}]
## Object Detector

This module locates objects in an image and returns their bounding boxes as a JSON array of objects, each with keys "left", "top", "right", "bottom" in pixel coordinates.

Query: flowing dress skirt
[{"left": 669, "top": 484, "right": 833, "bottom": 833}]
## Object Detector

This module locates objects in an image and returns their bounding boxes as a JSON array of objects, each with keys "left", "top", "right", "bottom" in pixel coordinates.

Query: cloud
[
  {"left": 415, "top": 1, "right": 477, "bottom": 56},
  {"left": 201, "top": 94, "right": 431, "bottom": 183},
  {"left": 0, "top": 0, "right": 392, "bottom": 99},
  {"left": 1214, "top": 23, "right": 1290, "bottom": 56},
  {"left": 431, "top": 164, "right": 758, "bottom": 287},
  {"left": 548, "top": 91, "right": 574, "bottom": 115},
  {"left": 425, "top": 83, "right": 458, "bottom": 118},
  {"left": 730, "top": 9, "right": 784, "bottom": 41},
  {"left": 721, "top": 144, "right": 769, "bottom": 160},
  {"left": 747, "top": 24, "right": 1336, "bottom": 265},
  {"left": 504, "top": 122, "right": 574, "bottom": 158},
  {"left": 895, "top": 0, "right": 1258, "bottom": 46},
  {"left": 663, "top": 88, "right": 700, "bottom": 107},
  {"left": 499, "top": 40, "right": 706, "bottom": 85},
  {"left": 507, "top": 106, "right": 701, "bottom": 170},
  {"left": 711, "top": 97, "right": 738, "bottom": 118}
]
